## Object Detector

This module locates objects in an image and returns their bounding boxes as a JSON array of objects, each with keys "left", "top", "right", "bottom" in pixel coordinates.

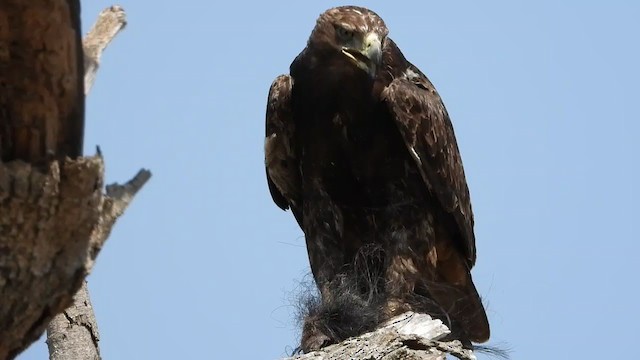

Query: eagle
[{"left": 265, "top": 6, "right": 489, "bottom": 351}]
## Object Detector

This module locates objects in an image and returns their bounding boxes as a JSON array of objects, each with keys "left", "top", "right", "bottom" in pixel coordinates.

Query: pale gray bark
[
  {"left": 286, "top": 312, "right": 476, "bottom": 360},
  {"left": 83, "top": 6, "right": 127, "bottom": 92},
  {"left": 45, "top": 8, "right": 133, "bottom": 360},
  {"left": 46, "top": 282, "right": 100, "bottom": 360},
  {"left": 44, "top": 165, "right": 150, "bottom": 360}
]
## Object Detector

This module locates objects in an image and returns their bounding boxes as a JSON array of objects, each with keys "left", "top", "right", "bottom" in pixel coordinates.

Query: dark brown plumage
[{"left": 265, "top": 6, "right": 489, "bottom": 351}]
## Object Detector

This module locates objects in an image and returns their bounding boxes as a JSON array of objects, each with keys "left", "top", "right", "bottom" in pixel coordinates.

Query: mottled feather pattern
[
  {"left": 382, "top": 61, "right": 476, "bottom": 265},
  {"left": 320, "top": 6, "right": 388, "bottom": 37},
  {"left": 265, "top": 74, "right": 301, "bottom": 213}
]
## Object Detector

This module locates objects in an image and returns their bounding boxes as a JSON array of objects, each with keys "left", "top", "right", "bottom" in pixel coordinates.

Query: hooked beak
[{"left": 341, "top": 32, "right": 382, "bottom": 78}]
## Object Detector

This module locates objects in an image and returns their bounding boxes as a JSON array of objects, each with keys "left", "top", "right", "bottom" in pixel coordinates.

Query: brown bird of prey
[{"left": 265, "top": 6, "right": 489, "bottom": 351}]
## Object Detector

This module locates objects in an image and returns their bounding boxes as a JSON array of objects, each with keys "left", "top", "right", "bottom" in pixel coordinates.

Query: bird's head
[{"left": 308, "top": 6, "right": 388, "bottom": 78}]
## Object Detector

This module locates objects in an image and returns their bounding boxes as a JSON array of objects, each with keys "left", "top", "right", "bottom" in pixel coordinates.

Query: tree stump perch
[{"left": 286, "top": 312, "right": 477, "bottom": 360}]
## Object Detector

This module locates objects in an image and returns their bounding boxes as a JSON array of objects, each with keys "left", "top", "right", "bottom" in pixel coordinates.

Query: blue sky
[{"left": 19, "top": 1, "right": 639, "bottom": 359}]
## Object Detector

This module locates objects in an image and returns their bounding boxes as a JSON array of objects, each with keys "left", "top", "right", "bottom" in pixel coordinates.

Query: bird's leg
[
  {"left": 303, "top": 223, "right": 344, "bottom": 302},
  {"left": 302, "top": 183, "right": 346, "bottom": 299},
  {"left": 300, "top": 313, "right": 333, "bottom": 353},
  {"left": 299, "top": 185, "right": 346, "bottom": 352},
  {"left": 383, "top": 252, "right": 419, "bottom": 319}
]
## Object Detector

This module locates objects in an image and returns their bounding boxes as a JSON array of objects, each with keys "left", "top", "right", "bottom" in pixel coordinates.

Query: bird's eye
[{"left": 336, "top": 26, "right": 355, "bottom": 40}]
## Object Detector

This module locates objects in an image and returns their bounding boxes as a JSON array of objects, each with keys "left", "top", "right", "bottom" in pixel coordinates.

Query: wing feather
[
  {"left": 382, "top": 66, "right": 477, "bottom": 265},
  {"left": 265, "top": 75, "right": 303, "bottom": 223}
]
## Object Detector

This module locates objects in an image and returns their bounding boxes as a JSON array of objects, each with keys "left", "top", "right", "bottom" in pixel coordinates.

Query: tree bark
[
  {"left": 82, "top": 5, "right": 127, "bottom": 93},
  {"left": 45, "top": 6, "right": 127, "bottom": 359},
  {"left": 0, "top": 3, "right": 148, "bottom": 359},
  {"left": 285, "top": 312, "right": 476, "bottom": 360},
  {"left": 46, "top": 282, "right": 100, "bottom": 360},
  {"left": 0, "top": 0, "right": 85, "bottom": 164}
]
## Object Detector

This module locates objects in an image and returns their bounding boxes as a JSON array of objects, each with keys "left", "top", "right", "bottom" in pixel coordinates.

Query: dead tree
[
  {"left": 0, "top": 2, "right": 148, "bottom": 359},
  {"left": 46, "top": 6, "right": 128, "bottom": 360}
]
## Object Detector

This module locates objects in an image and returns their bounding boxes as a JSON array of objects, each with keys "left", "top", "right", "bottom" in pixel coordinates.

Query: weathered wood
[
  {"left": 83, "top": 6, "right": 127, "bottom": 93},
  {"left": 0, "top": 3, "right": 150, "bottom": 359},
  {"left": 0, "top": 0, "right": 85, "bottom": 164},
  {"left": 46, "top": 281, "right": 101, "bottom": 360},
  {"left": 45, "top": 8, "right": 128, "bottom": 359},
  {"left": 44, "top": 165, "right": 150, "bottom": 360},
  {"left": 0, "top": 155, "right": 150, "bottom": 359},
  {"left": 286, "top": 312, "right": 476, "bottom": 360}
]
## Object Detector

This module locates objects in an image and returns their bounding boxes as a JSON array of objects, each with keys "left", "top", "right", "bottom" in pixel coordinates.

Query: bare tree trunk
[
  {"left": 45, "top": 6, "right": 127, "bottom": 360},
  {"left": 0, "top": 0, "right": 85, "bottom": 165},
  {"left": 46, "top": 282, "right": 100, "bottom": 360},
  {"left": 0, "top": 2, "right": 148, "bottom": 359}
]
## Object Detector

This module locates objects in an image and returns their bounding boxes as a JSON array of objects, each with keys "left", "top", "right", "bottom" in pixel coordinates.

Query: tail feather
[{"left": 428, "top": 248, "right": 490, "bottom": 343}]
